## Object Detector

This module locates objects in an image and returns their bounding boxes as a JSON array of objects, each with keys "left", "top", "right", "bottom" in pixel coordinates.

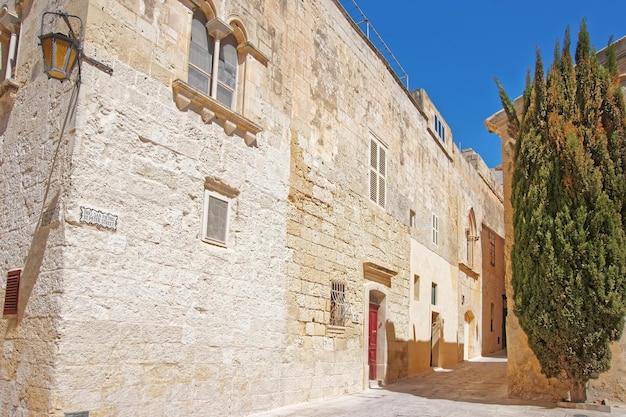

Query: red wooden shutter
[{"left": 3, "top": 269, "right": 21, "bottom": 316}]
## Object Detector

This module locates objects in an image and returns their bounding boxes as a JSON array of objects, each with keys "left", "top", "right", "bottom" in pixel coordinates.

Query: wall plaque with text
[{"left": 79, "top": 207, "right": 118, "bottom": 230}]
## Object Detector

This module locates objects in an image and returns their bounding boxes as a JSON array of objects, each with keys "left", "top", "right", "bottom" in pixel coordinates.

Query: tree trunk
[{"left": 570, "top": 380, "right": 587, "bottom": 403}]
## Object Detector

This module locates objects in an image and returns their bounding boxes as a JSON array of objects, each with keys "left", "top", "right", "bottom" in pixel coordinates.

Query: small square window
[
  {"left": 202, "top": 191, "right": 230, "bottom": 246},
  {"left": 431, "top": 282, "right": 437, "bottom": 305},
  {"left": 434, "top": 115, "right": 446, "bottom": 142}
]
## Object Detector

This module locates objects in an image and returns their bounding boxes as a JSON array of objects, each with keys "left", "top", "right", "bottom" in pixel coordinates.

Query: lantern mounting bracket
[{"left": 39, "top": 11, "right": 113, "bottom": 81}]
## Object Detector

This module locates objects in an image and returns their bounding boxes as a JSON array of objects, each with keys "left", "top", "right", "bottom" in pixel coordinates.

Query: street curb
[{"left": 557, "top": 401, "right": 611, "bottom": 413}]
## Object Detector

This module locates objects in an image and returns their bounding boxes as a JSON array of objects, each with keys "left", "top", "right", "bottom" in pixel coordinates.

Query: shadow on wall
[
  {"left": 385, "top": 320, "right": 464, "bottom": 384},
  {"left": 13, "top": 192, "right": 60, "bottom": 325}
]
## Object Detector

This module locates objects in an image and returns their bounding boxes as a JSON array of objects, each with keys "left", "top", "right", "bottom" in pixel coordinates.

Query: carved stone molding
[{"left": 172, "top": 79, "right": 262, "bottom": 146}]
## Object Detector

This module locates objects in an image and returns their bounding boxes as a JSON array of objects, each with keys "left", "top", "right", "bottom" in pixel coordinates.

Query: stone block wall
[{"left": 0, "top": 0, "right": 505, "bottom": 415}]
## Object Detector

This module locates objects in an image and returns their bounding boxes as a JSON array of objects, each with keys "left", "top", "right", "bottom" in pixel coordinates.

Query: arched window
[
  {"left": 173, "top": 5, "right": 268, "bottom": 144},
  {"left": 188, "top": 12, "right": 212, "bottom": 95},
  {"left": 188, "top": 11, "right": 238, "bottom": 109},
  {"left": 467, "top": 209, "right": 477, "bottom": 267}
]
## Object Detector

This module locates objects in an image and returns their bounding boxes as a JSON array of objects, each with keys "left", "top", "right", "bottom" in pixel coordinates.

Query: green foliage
[{"left": 497, "top": 21, "right": 626, "bottom": 401}]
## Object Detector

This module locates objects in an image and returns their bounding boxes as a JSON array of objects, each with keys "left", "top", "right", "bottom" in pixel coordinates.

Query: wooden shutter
[
  {"left": 369, "top": 138, "right": 387, "bottom": 208},
  {"left": 3, "top": 269, "right": 21, "bottom": 316}
]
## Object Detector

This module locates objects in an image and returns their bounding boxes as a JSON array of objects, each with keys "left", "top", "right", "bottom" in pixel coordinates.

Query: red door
[{"left": 368, "top": 303, "right": 378, "bottom": 379}]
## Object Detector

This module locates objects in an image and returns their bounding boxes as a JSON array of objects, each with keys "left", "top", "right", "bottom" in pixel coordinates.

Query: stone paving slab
[{"left": 248, "top": 354, "right": 626, "bottom": 417}]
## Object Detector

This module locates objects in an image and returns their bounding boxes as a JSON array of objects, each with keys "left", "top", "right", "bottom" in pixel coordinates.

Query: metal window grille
[{"left": 330, "top": 281, "right": 350, "bottom": 326}]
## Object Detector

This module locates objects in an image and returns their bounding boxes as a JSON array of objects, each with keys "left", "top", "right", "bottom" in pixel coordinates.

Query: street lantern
[
  {"left": 39, "top": 31, "right": 80, "bottom": 80},
  {"left": 39, "top": 11, "right": 112, "bottom": 82}
]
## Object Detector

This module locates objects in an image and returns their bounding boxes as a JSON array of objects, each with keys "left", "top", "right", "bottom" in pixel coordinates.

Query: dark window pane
[
  {"left": 216, "top": 84, "right": 233, "bottom": 108},
  {"left": 188, "top": 65, "right": 209, "bottom": 95},
  {"left": 218, "top": 35, "right": 238, "bottom": 90},
  {"left": 190, "top": 16, "right": 212, "bottom": 74}
]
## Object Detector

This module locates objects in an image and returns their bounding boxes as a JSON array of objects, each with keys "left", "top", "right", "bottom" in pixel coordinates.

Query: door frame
[
  {"left": 368, "top": 303, "right": 379, "bottom": 379},
  {"left": 363, "top": 284, "right": 388, "bottom": 386}
]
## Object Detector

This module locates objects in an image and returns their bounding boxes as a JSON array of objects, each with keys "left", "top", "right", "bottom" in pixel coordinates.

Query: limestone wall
[
  {"left": 0, "top": 0, "right": 504, "bottom": 415},
  {"left": 481, "top": 226, "right": 505, "bottom": 355}
]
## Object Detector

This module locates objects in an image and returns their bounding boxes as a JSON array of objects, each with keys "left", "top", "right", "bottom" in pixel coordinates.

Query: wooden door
[{"left": 368, "top": 303, "right": 378, "bottom": 379}]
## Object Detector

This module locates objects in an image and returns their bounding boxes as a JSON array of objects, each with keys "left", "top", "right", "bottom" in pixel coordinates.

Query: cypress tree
[{"left": 496, "top": 21, "right": 626, "bottom": 402}]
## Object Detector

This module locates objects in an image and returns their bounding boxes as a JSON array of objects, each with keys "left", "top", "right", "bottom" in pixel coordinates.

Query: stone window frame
[
  {"left": 173, "top": 1, "right": 269, "bottom": 146},
  {"left": 187, "top": 11, "right": 238, "bottom": 109},
  {"left": 201, "top": 177, "right": 239, "bottom": 248},
  {"left": 0, "top": 3, "right": 23, "bottom": 103},
  {"left": 466, "top": 209, "right": 477, "bottom": 267},
  {"left": 369, "top": 135, "right": 387, "bottom": 209}
]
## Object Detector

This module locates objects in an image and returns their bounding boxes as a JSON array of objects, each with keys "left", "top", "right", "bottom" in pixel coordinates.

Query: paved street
[{"left": 248, "top": 353, "right": 626, "bottom": 417}]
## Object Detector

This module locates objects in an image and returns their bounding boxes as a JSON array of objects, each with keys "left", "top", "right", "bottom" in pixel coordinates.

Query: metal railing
[{"left": 339, "top": 0, "right": 410, "bottom": 89}]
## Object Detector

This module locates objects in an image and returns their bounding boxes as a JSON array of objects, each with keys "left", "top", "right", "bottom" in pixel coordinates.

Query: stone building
[
  {"left": 486, "top": 35, "right": 626, "bottom": 403},
  {"left": 0, "top": 0, "right": 503, "bottom": 416}
]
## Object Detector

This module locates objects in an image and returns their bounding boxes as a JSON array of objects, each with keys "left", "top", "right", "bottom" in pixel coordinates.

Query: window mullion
[{"left": 210, "top": 36, "right": 222, "bottom": 99}]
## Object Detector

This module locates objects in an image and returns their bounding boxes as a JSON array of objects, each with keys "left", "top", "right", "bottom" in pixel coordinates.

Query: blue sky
[{"left": 338, "top": 0, "right": 626, "bottom": 168}]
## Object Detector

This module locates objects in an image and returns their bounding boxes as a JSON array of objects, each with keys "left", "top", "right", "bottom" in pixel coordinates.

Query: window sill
[
  {"left": 327, "top": 325, "right": 346, "bottom": 335},
  {"left": 201, "top": 237, "right": 227, "bottom": 248},
  {"left": 172, "top": 79, "right": 261, "bottom": 146},
  {"left": 459, "top": 262, "right": 479, "bottom": 279}
]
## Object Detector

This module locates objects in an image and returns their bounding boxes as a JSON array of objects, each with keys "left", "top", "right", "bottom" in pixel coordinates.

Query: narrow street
[{"left": 248, "top": 353, "right": 626, "bottom": 417}]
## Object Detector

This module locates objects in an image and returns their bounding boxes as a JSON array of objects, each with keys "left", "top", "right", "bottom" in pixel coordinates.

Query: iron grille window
[{"left": 330, "top": 281, "right": 349, "bottom": 326}]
